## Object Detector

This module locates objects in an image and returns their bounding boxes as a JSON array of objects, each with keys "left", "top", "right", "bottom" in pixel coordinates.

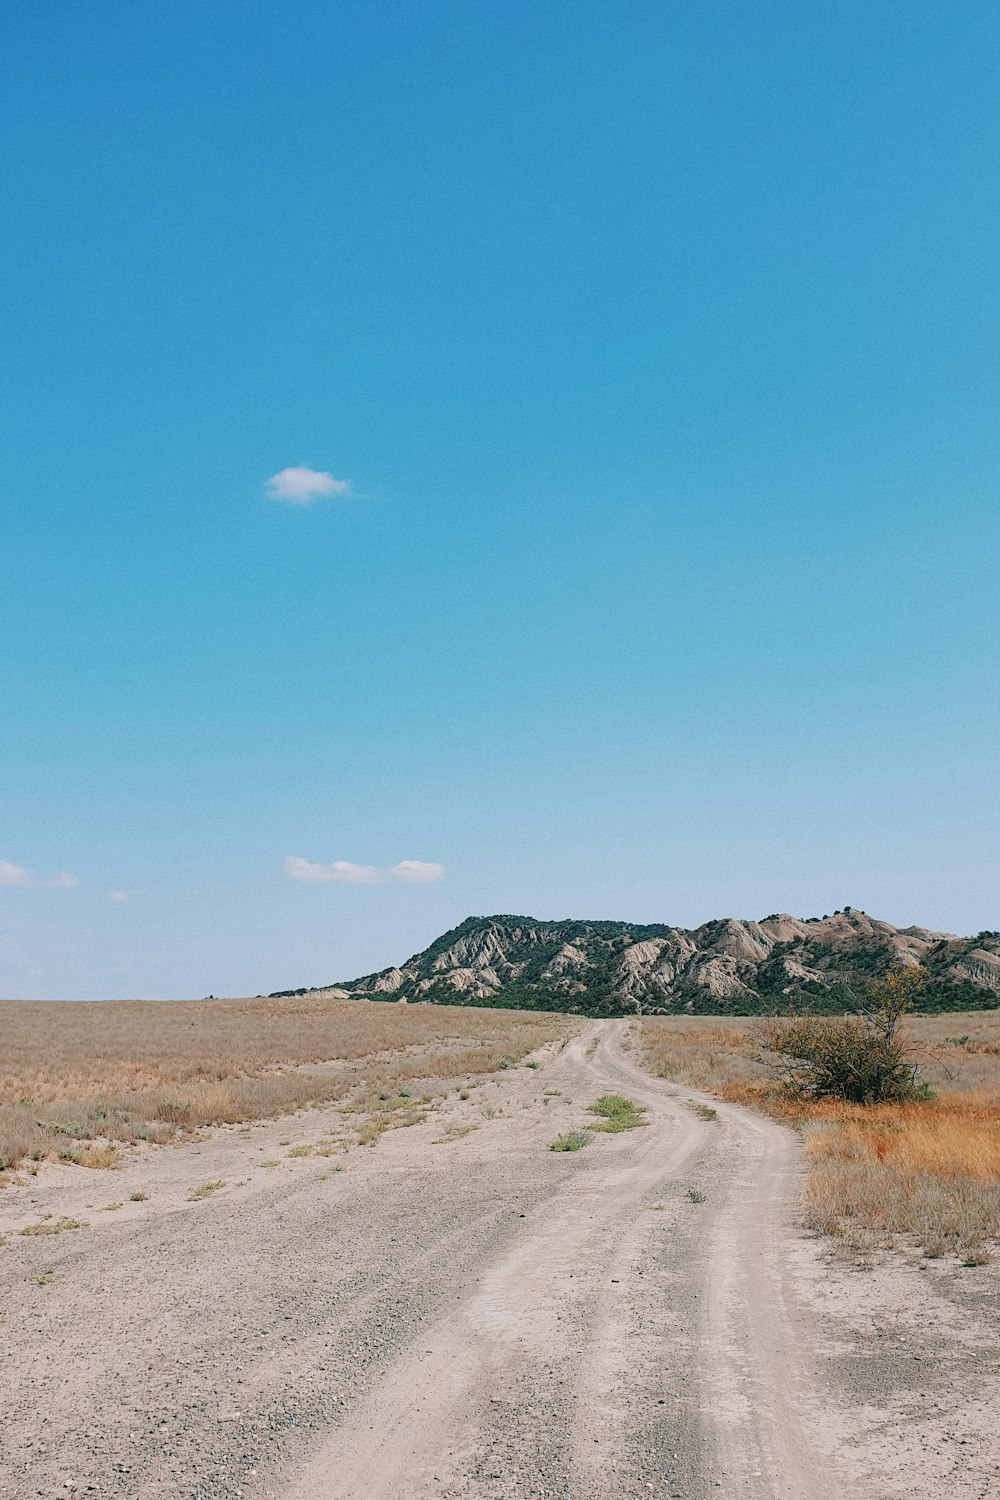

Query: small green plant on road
[
  {"left": 20, "top": 1217, "right": 86, "bottom": 1237},
  {"left": 588, "top": 1095, "right": 646, "bottom": 1132},
  {"left": 549, "top": 1131, "right": 591, "bottom": 1152},
  {"left": 187, "top": 1180, "right": 225, "bottom": 1201}
]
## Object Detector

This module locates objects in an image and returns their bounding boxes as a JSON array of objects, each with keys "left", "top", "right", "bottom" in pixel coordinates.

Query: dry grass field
[
  {"left": 638, "top": 1011, "right": 1000, "bottom": 1261},
  {"left": 0, "top": 994, "right": 578, "bottom": 1176}
]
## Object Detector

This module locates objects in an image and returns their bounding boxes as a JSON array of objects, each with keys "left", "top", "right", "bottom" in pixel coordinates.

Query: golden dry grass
[
  {"left": 638, "top": 1012, "right": 1000, "bottom": 1259},
  {"left": 0, "top": 994, "right": 577, "bottom": 1175}
]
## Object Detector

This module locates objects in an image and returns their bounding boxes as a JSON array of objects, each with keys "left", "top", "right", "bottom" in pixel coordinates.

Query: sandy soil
[{"left": 1, "top": 1020, "right": 997, "bottom": 1500}]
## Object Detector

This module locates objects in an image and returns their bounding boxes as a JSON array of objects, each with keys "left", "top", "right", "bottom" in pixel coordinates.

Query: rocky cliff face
[{"left": 307, "top": 911, "right": 1000, "bottom": 1016}]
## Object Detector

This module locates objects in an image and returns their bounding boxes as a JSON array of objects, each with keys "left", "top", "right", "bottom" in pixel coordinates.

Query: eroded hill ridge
[{"left": 284, "top": 910, "right": 1000, "bottom": 1016}]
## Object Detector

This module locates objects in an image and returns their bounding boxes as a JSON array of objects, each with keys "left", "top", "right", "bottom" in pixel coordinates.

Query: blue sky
[{"left": 2, "top": 2, "right": 998, "bottom": 998}]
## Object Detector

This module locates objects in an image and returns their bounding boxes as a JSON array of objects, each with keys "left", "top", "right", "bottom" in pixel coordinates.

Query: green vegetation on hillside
[{"left": 289, "top": 912, "right": 1000, "bottom": 1018}]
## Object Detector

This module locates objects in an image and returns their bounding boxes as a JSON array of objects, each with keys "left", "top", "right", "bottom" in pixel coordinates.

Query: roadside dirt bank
[{"left": 1, "top": 1020, "right": 997, "bottom": 1500}]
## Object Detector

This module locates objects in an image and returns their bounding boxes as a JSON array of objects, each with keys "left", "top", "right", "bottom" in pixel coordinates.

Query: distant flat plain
[{"left": 0, "top": 993, "right": 576, "bottom": 1173}]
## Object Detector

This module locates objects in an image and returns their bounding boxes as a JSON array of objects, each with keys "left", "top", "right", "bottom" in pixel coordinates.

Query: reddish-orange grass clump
[{"left": 805, "top": 1092, "right": 1000, "bottom": 1182}]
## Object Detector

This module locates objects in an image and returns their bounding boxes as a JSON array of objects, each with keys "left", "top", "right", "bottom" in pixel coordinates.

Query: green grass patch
[
  {"left": 549, "top": 1131, "right": 591, "bottom": 1152},
  {"left": 587, "top": 1095, "right": 646, "bottom": 1132}
]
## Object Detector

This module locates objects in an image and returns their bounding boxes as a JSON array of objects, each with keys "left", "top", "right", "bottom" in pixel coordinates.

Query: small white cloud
[
  {"left": 110, "top": 890, "right": 129, "bottom": 903},
  {"left": 284, "top": 855, "right": 444, "bottom": 886},
  {"left": 0, "top": 860, "right": 80, "bottom": 889},
  {"left": 391, "top": 860, "right": 444, "bottom": 883},
  {"left": 265, "top": 466, "right": 351, "bottom": 506},
  {"left": 284, "top": 855, "right": 381, "bottom": 885}
]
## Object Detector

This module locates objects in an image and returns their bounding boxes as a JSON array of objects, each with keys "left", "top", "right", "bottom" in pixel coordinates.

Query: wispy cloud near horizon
[
  {"left": 284, "top": 855, "right": 381, "bottom": 885},
  {"left": 284, "top": 855, "right": 444, "bottom": 886},
  {"left": 390, "top": 860, "right": 444, "bottom": 883},
  {"left": 265, "top": 466, "right": 352, "bottom": 505},
  {"left": 0, "top": 860, "right": 80, "bottom": 889}
]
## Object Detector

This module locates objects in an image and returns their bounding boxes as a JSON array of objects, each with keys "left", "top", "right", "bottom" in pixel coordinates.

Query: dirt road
[
  {"left": 285, "top": 1019, "right": 844, "bottom": 1500},
  {"left": 2, "top": 1019, "right": 997, "bottom": 1500}
]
